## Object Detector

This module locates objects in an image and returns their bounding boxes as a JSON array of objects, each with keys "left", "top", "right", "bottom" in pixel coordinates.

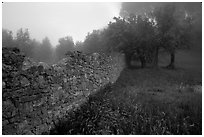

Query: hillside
[
  {"left": 2, "top": 47, "right": 202, "bottom": 135},
  {"left": 50, "top": 50, "right": 202, "bottom": 135}
]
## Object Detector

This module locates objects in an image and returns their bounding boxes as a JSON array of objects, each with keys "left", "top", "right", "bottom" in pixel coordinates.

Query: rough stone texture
[{"left": 2, "top": 47, "right": 125, "bottom": 135}]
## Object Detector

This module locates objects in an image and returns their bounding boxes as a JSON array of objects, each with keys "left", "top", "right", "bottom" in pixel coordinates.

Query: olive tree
[{"left": 104, "top": 14, "right": 156, "bottom": 68}]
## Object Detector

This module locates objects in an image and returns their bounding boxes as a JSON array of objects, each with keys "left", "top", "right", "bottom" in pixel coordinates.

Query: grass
[
  {"left": 50, "top": 50, "right": 202, "bottom": 135},
  {"left": 50, "top": 67, "right": 202, "bottom": 135}
]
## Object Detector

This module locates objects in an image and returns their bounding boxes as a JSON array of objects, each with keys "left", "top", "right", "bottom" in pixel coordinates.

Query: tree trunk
[
  {"left": 124, "top": 52, "right": 132, "bottom": 68},
  {"left": 167, "top": 52, "right": 175, "bottom": 69},
  {"left": 136, "top": 49, "right": 146, "bottom": 68},
  {"left": 140, "top": 56, "right": 146, "bottom": 68},
  {"left": 153, "top": 46, "right": 159, "bottom": 67}
]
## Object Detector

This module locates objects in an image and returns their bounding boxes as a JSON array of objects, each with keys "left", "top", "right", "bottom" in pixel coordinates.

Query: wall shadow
[{"left": 48, "top": 83, "right": 113, "bottom": 135}]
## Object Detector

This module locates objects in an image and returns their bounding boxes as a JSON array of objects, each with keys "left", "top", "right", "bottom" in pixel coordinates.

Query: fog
[
  {"left": 120, "top": 2, "right": 202, "bottom": 48},
  {"left": 2, "top": 2, "right": 202, "bottom": 135},
  {"left": 2, "top": 2, "right": 121, "bottom": 46},
  {"left": 2, "top": 2, "right": 202, "bottom": 65}
]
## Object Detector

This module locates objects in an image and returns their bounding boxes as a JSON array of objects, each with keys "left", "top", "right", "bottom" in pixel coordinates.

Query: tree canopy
[
  {"left": 54, "top": 36, "right": 75, "bottom": 62},
  {"left": 2, "top": 3, "right": 200, "bottom": 68}
]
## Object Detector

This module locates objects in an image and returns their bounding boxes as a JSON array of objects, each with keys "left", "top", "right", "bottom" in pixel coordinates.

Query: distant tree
[
  {"left": 183, "top": 3, "right": 202, "bottom": 47},
  {"left": 153, "top": 4, "right": 193, "bottom": 68},
  {"left": 3, "top": 28, "right": 42, "bottom": 61},
  {"left": 82, "top": 29, "right": 108, "bottom": 53},
  {"left": 37, "top": 37, "right": 54, "bottom": 64},
  {"left": 104, "top": 14, "right": 156, "bottom": 68},
  {"left": 75, "top": 41, "right": 84, "bottom": 52},
  {"left": 29, "top": 39, "right": 42, "bottom": 59},
  {"left": 120, "top": 2, "right": 201, "bottom": 68},
  {"left": 2, "top": 29, "right": 14, "bottom": 47},
  {"left": 16, "top": 28, "right": 30, "bottom": 44},
  {"left": 55, "top": 36, "right": 75, "bottom": 61},
  {"left": 15, "top": 28, "right": 35, "bottom": 56},
  {"left": 132, "top": 15, "right": 158, "bottom": 67}
]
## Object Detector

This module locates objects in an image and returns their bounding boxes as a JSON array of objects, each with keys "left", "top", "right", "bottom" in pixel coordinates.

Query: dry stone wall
[{"left": 2, "top": 47, "right": 125, "bottom": 135}]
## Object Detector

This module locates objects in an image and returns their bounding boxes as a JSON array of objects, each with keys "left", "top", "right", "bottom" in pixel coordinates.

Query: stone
[
  {"left": 33, "top": 98, "right": 44, "bottom": 107},
  {"left": 25, "top": 102, "right": 33, "bottom": 112},
  {"left": 18, "top": 103, "right": 31, "bottom": 115},
  {"left": 2, "top": 81, "right": 6, "bottom": 89},
  {"left": 38, "top": 76, "right": 46, "bottom": 88},
  {"left": 2, "top": 47, "right": 25, "bottom": 69},
  {"left": 2, "top": 48, "right": 125, "bottom": 135},
  {"left": 38, "top": 124, "right": 48, "bottom": 134},
  {"left": 22, "top": 129, "right": 34, "bottom": 135},
  {"left": 22, "top": 57, "right": 38, "bottom": 71},
  {"left": 8, "top": 116, "right": 20, "bottom": 123},
  {"left": 3, "top": 124, "right": 17, "bottom": 135},
  {"left": 19, "top": 95, "right": 42, "bottom": 103},
  {"left": 34, "top": 118, "right": 42, "bottom": 126},
  {"left": 17, "top": 120, "right": 28, "bottom": 132},
  {"left": 2, "top": 120, "right": 9, "bottom": 126},
  {"left": 2, "top": 100, "right": 17, "bottom": 118},
  {"left": 20, "top": 77, "right": 30, "bottom": 87},
  {"left": 38, "top": 62, "right": 49, "bottom": 70}
]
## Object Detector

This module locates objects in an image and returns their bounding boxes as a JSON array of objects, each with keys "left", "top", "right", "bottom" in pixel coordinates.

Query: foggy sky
[
  {"left": 2, "top": 2, "right": 121, "bottom": 46},
  {"left": 120, "top": 2, "right": 202, "bottom": 19}
]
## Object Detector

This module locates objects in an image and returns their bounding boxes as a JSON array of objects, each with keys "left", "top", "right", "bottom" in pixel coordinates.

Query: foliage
[
  {"left": 2, "top": 28, "right": 54, "bottom": 64},
  {"left": 81, "top": 30, "right": 109, "bottom": 53},
  {"left": 2, "top": 29, "right": 14, "bottom": 47},
  {"left": 154, "top": 4, "right": 192, "bottom": 52},
  {"left": 55, "top": 36, "right": 75, "bottom": 62},
  {"left": 16, "top": 28, "right": 30, "bottom": 46},
  {"left": 75, "top": 41, "right": 84, "bottom": 51},
  {"left": 104, "top": 14, "right": 157, "bottom": 67},
  {"left": 118, "top": 3, "right": 199, "bottom": 68},
  {"left": 120, "top": 2, "right": 201, "bottom": 46},
  {"left": 2, "top": 3, "right": 200, "bottom": 68},
  {"left": 36, "top": 37, "right": 54, "bottom": 64},
  {"left": 2, "top": 28, "right": 37, "bottom": 58},
  {"left": 15, "top": 28, "right": 35, "bottom": 56},
  {"left": 152, "top": 4, "right": 193, "bottom": 68}
]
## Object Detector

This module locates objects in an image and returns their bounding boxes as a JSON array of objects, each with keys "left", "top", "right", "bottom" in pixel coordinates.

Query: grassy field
[{"left": 50, "top": 49, "right": 202, "bottom": 135}]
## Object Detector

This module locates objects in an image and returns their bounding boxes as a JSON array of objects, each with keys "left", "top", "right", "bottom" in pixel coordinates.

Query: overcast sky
[{"left": 2, "top": 2, "right": 121, "bottom": 46}]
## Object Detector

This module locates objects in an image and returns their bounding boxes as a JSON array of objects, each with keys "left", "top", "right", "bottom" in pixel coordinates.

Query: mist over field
[{"left": 2, "top": 2, "right": 202, "bottom": 135}]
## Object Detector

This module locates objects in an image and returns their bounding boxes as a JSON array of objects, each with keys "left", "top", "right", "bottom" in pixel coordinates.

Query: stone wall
[{"left": 2, "top": 47, "right": 125, "bottom": 135}]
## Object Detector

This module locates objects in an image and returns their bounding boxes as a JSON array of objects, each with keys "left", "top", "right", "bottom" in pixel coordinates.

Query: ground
[{"left": 50, "top": 49, "right": 202, "bottom": 135}]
